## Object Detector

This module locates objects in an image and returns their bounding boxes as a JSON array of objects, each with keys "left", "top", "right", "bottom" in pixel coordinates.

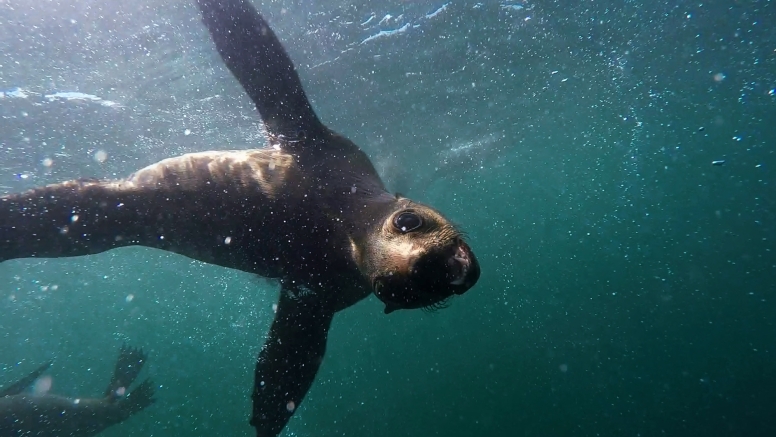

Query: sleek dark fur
[
  {"left": 0, "top": 1, "right": 480, "bottom": 435},
  {"left": 0, "top": 344, "right": 155, "bottom": 437}
]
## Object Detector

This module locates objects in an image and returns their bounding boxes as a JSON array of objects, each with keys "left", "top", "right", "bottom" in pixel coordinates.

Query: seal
[
  {"left": 0, "top": 0, "right": 481, "bottom": 435},
  {"left": 0, "top": 344, "right": 156, "bottom": 436}
]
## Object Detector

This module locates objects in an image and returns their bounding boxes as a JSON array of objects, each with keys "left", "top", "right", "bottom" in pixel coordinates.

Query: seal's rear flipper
[
  {"left": 119, "top": 378, "right": 157, "bottom": 417},
  {"left": 251, "top": 287, "right": 334, "bottom": 436},
  {"left": 104, "top": 344, "right": 148, "bottom": 398},
  {"left": 196, "top": 0, "right": 324, "bottom": 140},
  {"left": 0, "top": 359, "right": 53, "bottom": 397}
]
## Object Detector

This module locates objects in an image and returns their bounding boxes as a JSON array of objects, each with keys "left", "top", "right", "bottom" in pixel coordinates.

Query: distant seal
[
  {"left": 0, "top": 0, "right": 480, "bottom": 435},
  {"left": 0, "top": 344, "right": 156, "bottom": 436}
]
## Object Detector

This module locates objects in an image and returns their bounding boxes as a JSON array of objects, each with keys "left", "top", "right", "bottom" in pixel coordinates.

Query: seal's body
[
  {"left": 0, "top": 0, "right": 480, "bottom": 435},
  {"left": 0, "top": 345, "right": 155, "bottom": 437}
]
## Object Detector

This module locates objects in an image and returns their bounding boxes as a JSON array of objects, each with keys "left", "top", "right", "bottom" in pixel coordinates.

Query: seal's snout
[{"left": 405, "top": 238, "right": 480, "bottom": 298}]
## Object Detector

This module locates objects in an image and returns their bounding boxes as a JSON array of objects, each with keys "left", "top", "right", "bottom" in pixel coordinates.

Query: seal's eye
[{"left": 393, "top": 212, "right": 423, "bottom": 233}]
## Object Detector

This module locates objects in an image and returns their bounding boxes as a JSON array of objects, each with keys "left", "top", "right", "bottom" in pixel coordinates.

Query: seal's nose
[{"left": 450, "top": 241, "right": 479, "bottom": 294}]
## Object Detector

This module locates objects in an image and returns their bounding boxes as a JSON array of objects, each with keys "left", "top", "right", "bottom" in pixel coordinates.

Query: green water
[{"left": 1, "top": 0, "right": 774, "bottom": 436}]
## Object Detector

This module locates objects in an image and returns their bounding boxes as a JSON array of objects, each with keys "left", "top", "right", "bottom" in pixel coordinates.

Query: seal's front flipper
[
  {"left": 196, "top": 0, "right": 324, "bottom": 139},
  {"left": 105, "top": 343, "right": 149, "bottom": 398},
  {"left": 251, "top": 286, "right": 334, "bottom": 437},
  {"left": 0, "top": 359, "right": 53, "bottom": 397}
]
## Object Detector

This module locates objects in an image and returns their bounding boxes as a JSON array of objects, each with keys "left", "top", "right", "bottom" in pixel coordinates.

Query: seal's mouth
[
  {"left": 444, "top": 239, "right": 479, "bottom": 294},
  {"left": 448, "top": 244, "right": 471, "bottom": 286}
]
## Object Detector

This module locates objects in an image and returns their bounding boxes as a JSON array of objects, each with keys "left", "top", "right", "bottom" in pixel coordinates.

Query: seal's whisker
[{"left": 421, "top": 297, "right": 452, "bottom": 314}]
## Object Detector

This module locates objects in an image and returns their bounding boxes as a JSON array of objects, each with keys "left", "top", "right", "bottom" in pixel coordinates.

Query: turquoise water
[{"left": 1, "top": 0, "right": 775, "bottom": 436}]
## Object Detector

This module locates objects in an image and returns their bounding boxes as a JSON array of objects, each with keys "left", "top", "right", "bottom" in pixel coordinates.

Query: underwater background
[{"left": 1, "top": 0, "right": 775, "bottom": 436}]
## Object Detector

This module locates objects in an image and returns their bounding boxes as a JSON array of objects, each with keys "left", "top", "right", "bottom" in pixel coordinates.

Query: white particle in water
[
  {"left": 184, "top": 129, "right": 191, "bottom": 136},
  {"left": 42, "top": 158, "right": 53, "bottom": 167},
  {"left": 286, "top": 401, "right": 295, "bottom": 412},
  {"left": 94, "top": 150, "right": 108, "bottom": 163},
  {"left": 224, "top": 236, "right": 232, "bottom": 244},
  {"left": 71, "top": 215, "right": 79, "bottom": 223},
  {"left": 559, "top": 364, "right": 569, "bottom": 373},
  {"left": 126, "top": 294, "right": 134, "bottom": 303},
  {"left": 350, "top": 186, "right": 357, "bottom": 194}
]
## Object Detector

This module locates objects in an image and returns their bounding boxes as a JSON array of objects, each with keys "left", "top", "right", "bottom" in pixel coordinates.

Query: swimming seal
[
  {"left": 0, "top": 0, "right": 480, "bottom": 435},
  {"left": 0, "top": 344, "right": 156, "bottom": 436}
]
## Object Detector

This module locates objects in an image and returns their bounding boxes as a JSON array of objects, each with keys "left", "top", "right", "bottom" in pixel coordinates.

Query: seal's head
[{"left": 356, "top": 197, "right": 480, "bottom": 314}]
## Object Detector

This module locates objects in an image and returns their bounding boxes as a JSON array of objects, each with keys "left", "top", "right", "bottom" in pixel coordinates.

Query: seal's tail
[{"left": 104, "top": 343, "right": 148, "bottom": 398}]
